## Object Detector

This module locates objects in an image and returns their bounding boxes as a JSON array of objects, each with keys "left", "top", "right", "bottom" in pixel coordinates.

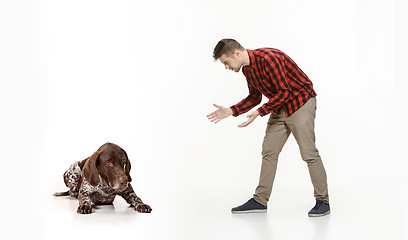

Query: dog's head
[{"left": 82, "top": 143, "right": 132, "bottom": 189}]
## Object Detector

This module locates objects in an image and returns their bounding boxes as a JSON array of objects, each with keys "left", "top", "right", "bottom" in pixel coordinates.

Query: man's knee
[
  {"left": 262, "top": 148, "right": 280, "bottom": 163},
  {"left": 300, "top": 149, "right": 321, "bottom": 163}
]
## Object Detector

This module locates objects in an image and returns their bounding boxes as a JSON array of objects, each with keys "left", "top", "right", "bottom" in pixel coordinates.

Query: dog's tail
[{"left": 53, "top": 191, "right": 70, "bottom": 197}]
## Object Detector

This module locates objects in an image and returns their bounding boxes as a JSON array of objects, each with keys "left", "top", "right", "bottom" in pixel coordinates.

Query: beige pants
[{"left": 253, "top": 97, "right": 329, "bottom": 206}]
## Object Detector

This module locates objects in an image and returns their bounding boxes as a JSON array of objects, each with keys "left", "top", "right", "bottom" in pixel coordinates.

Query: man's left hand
[{"left": 238, "top": 110, "right": 260, "bottom": 128}]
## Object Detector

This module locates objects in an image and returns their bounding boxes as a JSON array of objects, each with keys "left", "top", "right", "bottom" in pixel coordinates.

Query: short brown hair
[{"left": 213, "top": 39, "right": 244, "bottom": 61}]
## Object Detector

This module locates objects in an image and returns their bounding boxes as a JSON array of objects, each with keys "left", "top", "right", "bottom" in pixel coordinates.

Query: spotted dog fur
[
  {"left": 77, "top": 172, "right": 147, "bottom": 214},
  {"left": 63, "top": 161, "right": 82, "bottom": 198},
  {"left": 54, "top": 143, "right": 152, "bottom": 214}
]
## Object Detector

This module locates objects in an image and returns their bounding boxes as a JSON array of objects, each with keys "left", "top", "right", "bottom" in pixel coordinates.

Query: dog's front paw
[
  {"left": 135, "top": 204, "right": 152, "bottom": 213},
  {"left": 77, "top": 204, "right": 93, "bottom": 214}
]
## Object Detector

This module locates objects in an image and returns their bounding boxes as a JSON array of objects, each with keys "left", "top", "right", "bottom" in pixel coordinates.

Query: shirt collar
[{"left": 244, "top": 49, "right": 256, "bottom": 69}]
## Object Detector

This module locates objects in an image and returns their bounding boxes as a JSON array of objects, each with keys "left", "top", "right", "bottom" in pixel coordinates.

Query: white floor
[{"left": 6, "top": 169, "right": 406, "bottom": 240}]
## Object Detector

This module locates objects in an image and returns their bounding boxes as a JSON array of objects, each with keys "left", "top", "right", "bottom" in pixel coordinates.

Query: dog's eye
[{"left": 106, "top": 161, "right": 113, "bottom": 167}]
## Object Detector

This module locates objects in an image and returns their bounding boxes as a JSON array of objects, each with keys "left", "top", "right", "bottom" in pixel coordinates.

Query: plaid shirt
[{"left": 230, "top": 48, "right": 317, "bottom": 117}]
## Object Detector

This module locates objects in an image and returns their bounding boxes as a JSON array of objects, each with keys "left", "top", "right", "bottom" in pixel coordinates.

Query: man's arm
[
  {"left": 230, "top": 81, "right": 262, "bottom": 117},
  {"left": 208, "top": 80, "right": 262, "bottom": 127}
]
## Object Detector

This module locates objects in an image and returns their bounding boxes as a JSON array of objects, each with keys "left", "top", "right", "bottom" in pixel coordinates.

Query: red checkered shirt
[{"left": 230, "top": 48, "right": 317, "bottom": 117}]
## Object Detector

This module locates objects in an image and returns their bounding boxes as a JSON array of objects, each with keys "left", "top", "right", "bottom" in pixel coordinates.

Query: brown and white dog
[{"left": 54, "top": 142, "right": 152, "bottom": 214}]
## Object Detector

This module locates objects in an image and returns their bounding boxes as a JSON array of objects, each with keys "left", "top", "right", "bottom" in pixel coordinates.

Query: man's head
[{"left": 213, "top": 39, "right": 248, "bottom": 72}]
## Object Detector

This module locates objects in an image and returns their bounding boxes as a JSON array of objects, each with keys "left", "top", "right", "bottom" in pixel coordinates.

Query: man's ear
[{"left": 234, "top": 49, "right": 241, "bottom": 57}]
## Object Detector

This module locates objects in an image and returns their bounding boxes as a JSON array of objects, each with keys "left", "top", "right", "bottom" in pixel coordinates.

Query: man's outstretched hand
[
  {"left": 238, "top": 110, "right": 260, "bottom": 128},
  {"left": 207, "top": 104, "right": 233, "bottom": 124}
]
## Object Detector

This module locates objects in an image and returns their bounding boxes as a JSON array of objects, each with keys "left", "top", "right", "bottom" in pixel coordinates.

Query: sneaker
[
  {"left": 231, "top": 198, "right": 267, "bottom": 214},
  {"left": 308, "top": 200, "right": 330, "bottom": 217}
]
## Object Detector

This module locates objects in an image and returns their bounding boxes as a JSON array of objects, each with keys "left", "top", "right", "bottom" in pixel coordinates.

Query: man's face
[{"left": 219, "top": 52, "right": 242, "bottom": 72}]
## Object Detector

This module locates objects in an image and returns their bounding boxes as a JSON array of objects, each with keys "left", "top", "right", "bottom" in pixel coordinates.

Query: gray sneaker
[
  {"left": 231, "top": 198, "right": 267, "bottom": 214},
  {"left": 308, "top": 200, "right": 330, "bottom": 217}
]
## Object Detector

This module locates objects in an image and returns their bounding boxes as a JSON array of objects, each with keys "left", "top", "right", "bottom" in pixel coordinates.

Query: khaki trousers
[{"left": 253, "top": 97, "right": 329, "bottom": 206}]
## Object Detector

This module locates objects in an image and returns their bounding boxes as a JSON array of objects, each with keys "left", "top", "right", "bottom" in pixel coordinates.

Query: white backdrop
[{"left": 1, "top": 0, "right": 406, "bottom": 239}]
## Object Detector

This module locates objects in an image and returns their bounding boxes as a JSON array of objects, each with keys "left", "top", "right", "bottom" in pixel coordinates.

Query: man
[{"left": 207, "top": 39, "right": 330, "bottom": 217}]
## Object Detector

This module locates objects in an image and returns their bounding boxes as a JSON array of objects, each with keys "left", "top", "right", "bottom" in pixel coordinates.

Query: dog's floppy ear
[
  {"left": 123, "top": 150, "right": 132, "bottom": 182},
  {"left": 82, "top": 151, "right": 101, "bottom": 187}
]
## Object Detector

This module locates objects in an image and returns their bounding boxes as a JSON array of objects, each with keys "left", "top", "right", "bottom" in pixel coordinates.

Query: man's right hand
[{"left": 206, "top": 104, "right": 233, "bottom": 124}]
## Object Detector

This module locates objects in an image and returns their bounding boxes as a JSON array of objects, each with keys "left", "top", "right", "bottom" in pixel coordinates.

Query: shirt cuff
[
  {"left": 257, "top": 107, "right": 268, "bottom": 117},
  {"left": 230, "top": 106, "right": 239, "bottom": 117}
]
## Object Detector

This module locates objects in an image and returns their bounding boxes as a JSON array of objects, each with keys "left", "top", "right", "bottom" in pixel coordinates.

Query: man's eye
[{"left": 106, "top": 162, "right": 113, "bottom": 167}]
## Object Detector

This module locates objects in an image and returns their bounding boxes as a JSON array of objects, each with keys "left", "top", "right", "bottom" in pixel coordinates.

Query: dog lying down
[{"left": 54, "top": 142, "right": 152, "bottom": 214}]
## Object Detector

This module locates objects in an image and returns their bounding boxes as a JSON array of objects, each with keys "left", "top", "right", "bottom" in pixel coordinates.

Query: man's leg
[
  {"left": 253, "top": 111, "right": 291, "bottom": 206},
  {"left": 286, "top": 97, "right": 329, "bottom": 203}
]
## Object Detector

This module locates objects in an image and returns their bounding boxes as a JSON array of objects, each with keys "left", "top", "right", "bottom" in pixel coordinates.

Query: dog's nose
[
  {"left": 112, "top": 176, "right": 128, "bottom": 189},
  {"left": 119, "top": 177, "right": 128, "bottom": 186}
]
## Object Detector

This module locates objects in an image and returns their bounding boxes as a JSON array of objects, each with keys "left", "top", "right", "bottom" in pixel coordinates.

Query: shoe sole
[
  {"left": 231, "top": 209, "right": 267, "bottom": 214},
  {"left": 308, "top": 210, "right": 331, "bottom": 217}
]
